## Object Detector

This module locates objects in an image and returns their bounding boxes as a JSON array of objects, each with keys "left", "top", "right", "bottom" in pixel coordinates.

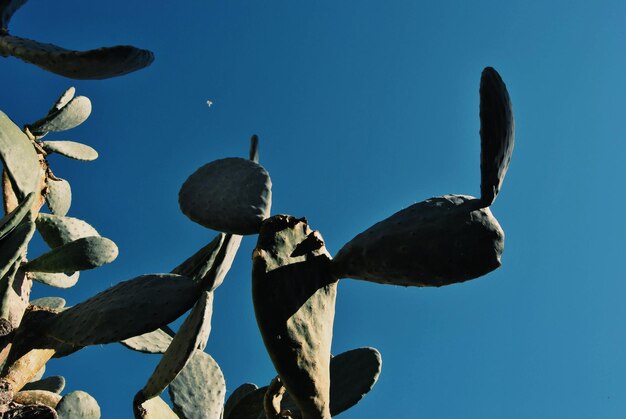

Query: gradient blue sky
[{"left": 1, "top": 1, "right": 625, "bottom": 417}]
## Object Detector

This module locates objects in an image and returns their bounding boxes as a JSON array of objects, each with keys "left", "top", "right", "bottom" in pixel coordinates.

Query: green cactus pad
[
  {"left": 0, "top": 35, "right": 154, "bottom": 80},
  {"left": 42, "top": 274, "right": 202, "bottom": 346},
  {"left": 23, "top": 376, "right": 66, "bottom": 394},
  {"left": 137, "top": 396, "right": 179, "bottom": 419},
  {"left": 47, "top": 87, "right": 75, "bottom": 115},
  {"left": 142, "top": 291, "right": 214, "bottom": 400},
  {"left": 31, "top": 272, "right": 79, "bottom": 288},
  {"left": 56, "top": 390, "right": 100, "bottom": 419},
  {"left": 252, "top": 215, "right": 337, "bottom": 419},
  {"left": 45, "top": 178, "right": 71, "bottom": 216},
  {"left": 480, "top": 67, "right": 515, "bottom": 206},
  {"left": 0, "top": 111, "right": 41, "bottom": 199},
  {"left": 223, "top": 383, "right": 258, "bottom": 419},
  {"left": 120, "top": 326, "right": 174, "bottom": 354},
  {"left": 179, "top": 157, "right": 272, "bottom": 235},
  {"left": 0, "top": 192, "right": 34, "bottom": 241},
  {"left": 0, "top": 220, "right": 35, "bottom": 279},
  {"left": 168, "top": 350, "right": 225, "bottom": 419},
  {"left": 28, "top": 96, "right": 91, "bottom": 137},
  {"left": 30, "top": 297, "right": 66, "bottom": 310},
  {"left": 0, "top": 0, "right": 28, "bottom": 29},
  {"left": 332, "top": 195, "right": 505, "bottom": 287},
  {"left": 24, "top": 236, "right": 118, "bottom": 273},
  {"left": 41, "top": 141, "right": 98, "bottom": 161},
  {"left": 36, "top": 213, "right": 99, "bottom": 248}
]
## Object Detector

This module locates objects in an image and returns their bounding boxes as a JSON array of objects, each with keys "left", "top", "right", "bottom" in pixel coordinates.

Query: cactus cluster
[{"left": 0, "top": 4, "right": 515, "bottom": 413}]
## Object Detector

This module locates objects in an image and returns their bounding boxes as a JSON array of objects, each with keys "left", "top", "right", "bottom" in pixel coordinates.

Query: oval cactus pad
[
  {"left": 41, "top": 141, "right": 98, "bottom": 161},
  {"left": 56, "top": 390, "right": 100, "bottom": 419},
  {"left": 333, "top": 195, "right": 504, "bottom": 287},
  {"left": 480, "top": 67, "right": 515, "bottom": 206},
  {"left": 29, "top": 96, "right": 92, "bottom": 136},
  {"left": 24, "top": 236, "right": 118, "bottom": 273},
  {"left": 179, "top": 157, "right": 272, "bottom": 235}
]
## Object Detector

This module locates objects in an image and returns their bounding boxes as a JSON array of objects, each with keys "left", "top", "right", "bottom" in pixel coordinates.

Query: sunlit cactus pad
[
  {"left": 179, "top": 157, "right": 272, "bottom": 235},
  {"left": 41, "top": 141, "right": 98, "bottom": 161},
  {"left": 28, "top": 96, "right": 91, "bottom": 136},
  {"left": 36, "top": 214, "right": 99, "bottom": 248},
  {"left": 56, "top": 390, "right": 100, "bottom": 419},
  {"left": 333, "top": 195, "right": 504, "bottom": 287}
]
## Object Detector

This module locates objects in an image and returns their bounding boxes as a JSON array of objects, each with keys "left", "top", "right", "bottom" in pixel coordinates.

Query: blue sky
[{"left": 1, "top": 1, "right": 625, "bottom": 417}]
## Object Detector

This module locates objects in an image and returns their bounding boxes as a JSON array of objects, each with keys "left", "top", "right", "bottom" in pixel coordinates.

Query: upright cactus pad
[
  {"left": 28, "top": 96, "right": 91, "bottom": 137},
  {"left": 179, "top": 157, "right": 272, "bottom": 235},
  {"left": 44, "top": 178, "right": 71, "bottom": 217},
  {"left": 333, "top": 195, "right": 504, "bottom": 287},
  {"left": 252, "top": 215, "right": 337, "bottom": 419},
  {"left": 0, "top": 111, "right": 41, "bottom": 199},
  {"left": 0, "top": 0, "right": 27, "bottom": 29},
  {"left": 0, "top": 192, "right": 34, "bottom": 240},
  {"left": 480, "top": 67, "right": 515, "bottom": 206},
  {"left": 168, "top": 350, "right": 226, "bottom": 419},
  {"left": 56, "top": 390, "right": 100, "bottom": 419},
  {"left": 223, "top": 383, "right": 258, "bottom": 419}
]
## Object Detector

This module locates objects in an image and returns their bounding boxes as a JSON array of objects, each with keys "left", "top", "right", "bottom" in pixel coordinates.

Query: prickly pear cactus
[{"left": 0, "top": 66, "right": 514, "bottom": 418}]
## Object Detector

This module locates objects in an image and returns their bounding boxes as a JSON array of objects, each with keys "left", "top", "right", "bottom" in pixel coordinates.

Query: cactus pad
[
  {"left": 47, "top": 87, "right": 75, "bottom": 115},
  {"left": 141, "top": 291, "right": 214, "bottom": 400},
  {"left": 30, "top": 297, "right": 66, "bottom": 310},
  {"left": 42, "top": 274, "right": 202, "bottom": 346},
  {"left": 333, "top": 195, "right": 504, "bottom": 287},
  {"left": 223, "top": 383, "right": 258, "bottom": 419},
  {"left": 13, "top": 390, "right": 62, "bottom": 408},
  {"left": 480, "top": 67, "right": 515, "bottom": 206},
  {"left": 0, "top": 0, "right": 28, "bottom": 29},
  {"left": 120, "top": 327, "right": 174, "bottom": 354},
  {"left": 0, "top": 192, "right": 34, "bottom": 241},
  {"left": 3, "top": 403, "right": 58, "bottom": 418},
  {"left": 22, "top": 376, "right": 65, "bottom": 394},
  {"left": 136, "top": 396, "right": 179, "bottom": 419},
  {"left": 0, "top": 221, "right": 35, "bottom": 279},
  {"left": 252, "top": 215, "right": 337, "bottom": 419},
  {"left": 0, "top": 111, "right": 41, "bottom": 199},
  {"left": 45, "top": 178, "right": 71, "bottom": 216},
  {"left": 31, "top": 272, "right": 79, "bottom": 288},
  {"left": 41, "top": 141, "right": 98, "bottom": 161},
  {"left": 24, "top": 236, "right": 118, "bottom": 273},
  {"left": 0, "top": 35, "right": 154, "bottom": 80},
  {"left": 36, "top": 213, "right": 99, "bottom": 248},
  {"left": 56, "top": 390, "right": 100, "bottom": 419},
  {"left": 168, "top": 350, "right": 225, "bottom": 419},
  {"left": 179, "top": 157, "right": 272, "bottom": 235},
  {"left": 28, "top": 96, "right": 91, "bottom": 137}
]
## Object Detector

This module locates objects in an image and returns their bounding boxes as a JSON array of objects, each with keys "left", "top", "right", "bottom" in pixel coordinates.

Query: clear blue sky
[{"left": 1, "top": 1, "right": 625, "bottom": 417}]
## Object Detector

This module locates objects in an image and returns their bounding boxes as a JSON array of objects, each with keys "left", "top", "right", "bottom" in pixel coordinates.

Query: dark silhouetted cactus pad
[
  {"left": 141, "top": 291, "right": 213, "bottom": 400},
  {"left": 23, "top": 376, "right": 65, "bottom": 394},
  {"left": 56, "top": 390, "right": 100, "bottom": 418},
  {"left": 480, "top": 67, "right": 514, "bottom": 206},
  {"left": 0, "top": 111, "right": 41, "bottom": 198},
  {"left": 24, "top": 236, "right": 117, "bottom": 273},
  {"left": 120, "top": 327, "right": 174, "bottom": 354},
  {"left": 3, "top": 403, "right": 58, "bottom": 418},
  {"left": 168, "top": 350, "right": 225, "bottom": 419},
  {"left": 28, "top": 96, "right": 91, "bottom": 136},
  {"left": 42, "top": 274, "right": 202, "bottom": 345},
  {"left": 333, "top": 195, "right": 504, "bottom": 287},
  {"left": 0, "top": 0, "right": 28, "bottom": 29},
  {"left": 253, "top": 215, "right": 337, "bottom": 419},
  {"left": 0, "top": 35, "right": 154, "bottom": 80},
  {"left": 223, "top": 383, "right": 258, "bottom": 419},
  {"left": 41, "top": 141, "right": 98, "bottom": 161},
  {"left": 179, "top": 157, "right": 272, "bottom": 235},
  {"left": 36, "top": 213, "right": 99, "bottom": 248},
  {"left": 45, "top": 178, "right": 71, "bottom": 216}
]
